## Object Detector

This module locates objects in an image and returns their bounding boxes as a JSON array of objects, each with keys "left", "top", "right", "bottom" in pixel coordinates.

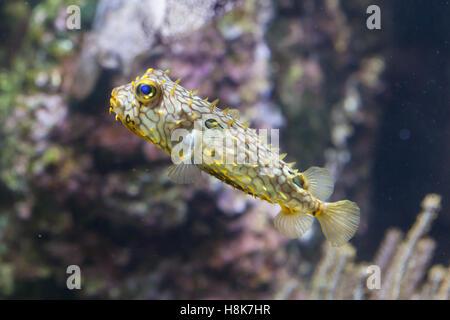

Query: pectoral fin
[{"left": 167, "top": 163, "right": 202, "bottom": 184}]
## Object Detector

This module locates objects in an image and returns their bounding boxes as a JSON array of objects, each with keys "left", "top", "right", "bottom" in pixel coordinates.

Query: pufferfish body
[{"left": 109, "top": 68, "right": 360, "bottom": 246}]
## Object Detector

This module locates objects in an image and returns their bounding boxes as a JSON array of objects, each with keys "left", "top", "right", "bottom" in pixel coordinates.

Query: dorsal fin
[
  {"left": 301, "top": 166, "right": 334, "bottom": 201},
  {"left": 287, "top": 162, "right": 296, "bottom": 168}
]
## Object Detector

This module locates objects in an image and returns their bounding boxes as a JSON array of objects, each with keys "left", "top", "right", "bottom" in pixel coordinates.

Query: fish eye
[{"left": 135, "top": 79, "right": 160, "bottom": 103}]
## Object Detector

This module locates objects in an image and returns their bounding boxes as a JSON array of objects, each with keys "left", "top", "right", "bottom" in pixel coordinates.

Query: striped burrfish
[{"left": 109, "top": 68, "right": 360, "bottom": 246}]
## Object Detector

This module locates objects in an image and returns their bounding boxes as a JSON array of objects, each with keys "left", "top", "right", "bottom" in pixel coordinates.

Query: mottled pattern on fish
[{"left": 110, "top": 68, "right": 360, "bottom": 246}]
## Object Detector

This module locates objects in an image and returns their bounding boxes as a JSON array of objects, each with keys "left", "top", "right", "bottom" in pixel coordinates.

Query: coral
[{"left": 306, "top": 194, "right": 448, "bottom": 300}]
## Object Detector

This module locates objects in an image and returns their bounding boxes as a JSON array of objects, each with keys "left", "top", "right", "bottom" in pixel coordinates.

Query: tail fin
[
  {"left": 316, "top": 200, "right": 360, "bottom": 247},
  {"left": 273, "top": 206, "right": 314, "bottom": 239}
]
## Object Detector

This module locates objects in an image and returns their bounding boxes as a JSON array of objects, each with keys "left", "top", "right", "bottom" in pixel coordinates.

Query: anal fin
[{"left": 273, "top": 206, "right": 314, "bottom": 239}]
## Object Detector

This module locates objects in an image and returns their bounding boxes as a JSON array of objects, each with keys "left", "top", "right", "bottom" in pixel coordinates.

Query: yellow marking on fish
[{"left": 248, "top": 185, "right": 256, "bottom": 197}]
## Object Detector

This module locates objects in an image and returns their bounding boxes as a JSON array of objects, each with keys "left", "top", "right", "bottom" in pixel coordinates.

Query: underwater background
[{"left": 0, "top": 0, "right": 448, "bottom": 299}]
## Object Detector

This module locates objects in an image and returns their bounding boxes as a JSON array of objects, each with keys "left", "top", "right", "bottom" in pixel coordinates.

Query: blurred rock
[{"left": 70, "top": 0, "right": 242, "bottom": 99}]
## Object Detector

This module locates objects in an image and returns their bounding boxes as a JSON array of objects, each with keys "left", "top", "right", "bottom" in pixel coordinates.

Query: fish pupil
[{"left": 139, "top": 84, "right": 153, "bottom": 96}]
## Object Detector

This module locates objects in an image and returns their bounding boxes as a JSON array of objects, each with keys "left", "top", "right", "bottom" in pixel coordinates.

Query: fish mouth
[{"left": 109, "top": 88, "right": 124, "bottom": 120}]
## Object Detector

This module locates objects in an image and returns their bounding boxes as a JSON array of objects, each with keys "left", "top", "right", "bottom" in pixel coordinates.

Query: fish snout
[{"left": 109, "top": 88, "right": 124, "bottom": 116}]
